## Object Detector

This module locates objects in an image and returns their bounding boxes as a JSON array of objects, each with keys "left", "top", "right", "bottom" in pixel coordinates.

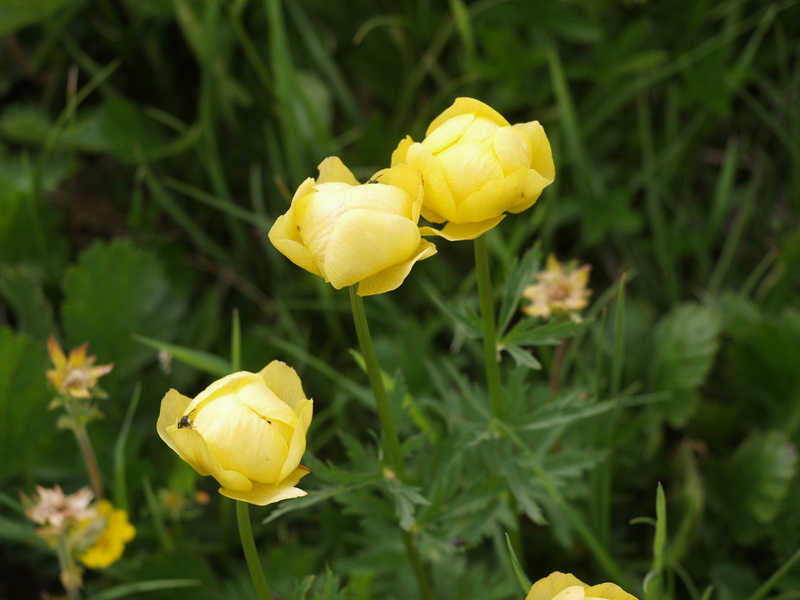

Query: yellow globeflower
[
  {"left": 392, "top": 97, "right": 555, "bottom": 241},
  {"left": 157, "top": 361, "right": 313, "bottom": 506},
  {"left": 269, "top": 157, "right": 437, "bottom": 296},
  {"left": 78, "top": 500, "right": 135, "bottom": 569},
  {"left": 526, "top": 572, "right": 639, "bottom": 600},
  {"left": 46, "top": 336, "right": 113, "bottom": 399}
]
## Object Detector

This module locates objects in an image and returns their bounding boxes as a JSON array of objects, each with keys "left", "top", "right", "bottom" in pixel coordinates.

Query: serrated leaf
[
  {"left": 62, "top": 240, "right": 186, "bottom": 382},
  {"left": 730, "top": 431, "right": 797, "bottom": 525},
  {"left": 651, "top": 303, "right": 721, "bottom": 391},
  {"left": 504, "top": 344, "right": 542, "bottom": 370}
]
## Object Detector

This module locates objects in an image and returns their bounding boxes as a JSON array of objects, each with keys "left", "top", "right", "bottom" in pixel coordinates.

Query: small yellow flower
[
  {"left": 269, "top": 157, "right": 437, "bottom": 296},
  {"left": 78, "top": 500, "right": 136, "bottom": 569},
  {"left": 392, "top": 97, "right": 555, "bottom": 241},
  {"left": 47, "top": 336, "right": 113, "bottom": 399},
  {"left": 521, "top": 254, "right": 591, "bottom": 321},
  {"left": 526, "top": 572, "right": 639, "bottom": 600},
  {"left": 157, "top": 361, "right": 313, "bottom": 506}
]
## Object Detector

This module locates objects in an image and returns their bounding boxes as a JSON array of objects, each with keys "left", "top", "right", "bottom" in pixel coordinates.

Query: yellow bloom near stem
[
  {"left": 78, "top": 500, "right": 135, "bottom": 569},
  {"left": 157, "top": 361, "right": 313, "bottom": 506},
  {"left": 47, "top": 336, "right": 113, "bottom": 399},
  {"left": 521, "top": 254, "right": 591, "bottom": 321},
  {"left": 526, "top": 572, "right": 639, "bottom": 600},
  {"left": 268, "top": 157, "right": 437, "bottom": 296},
  {"left": 392, "top": 97, "right": 555, "bottom": 241}
]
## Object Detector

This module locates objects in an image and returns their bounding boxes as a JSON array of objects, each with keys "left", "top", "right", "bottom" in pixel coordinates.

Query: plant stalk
[
  {"left": 474, "top": 235, "right": 504, "bottom": 420},
  {"left": 236, "top": 500, "right": 273, "bottom": 600}
]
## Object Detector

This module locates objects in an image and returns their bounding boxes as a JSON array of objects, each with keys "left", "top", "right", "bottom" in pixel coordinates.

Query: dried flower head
[
  {"left": 47, "top": 336, "right": 113, "bottom": 399},
  {"left": 521, "top": 254, "right": 592, "bottom": 321},
  {"left": 23, "top": 485, "right": 97, "bottom": 536}
]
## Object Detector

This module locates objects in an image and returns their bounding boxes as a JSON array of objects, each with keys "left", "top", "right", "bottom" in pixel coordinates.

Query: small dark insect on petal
[{"left": 178, "top": 415, "right": 193, "bottom": 429}]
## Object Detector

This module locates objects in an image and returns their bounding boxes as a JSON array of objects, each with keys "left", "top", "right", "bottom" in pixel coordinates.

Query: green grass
[{"left": 1, "top": 0, "right": 799, "bottom": 599}]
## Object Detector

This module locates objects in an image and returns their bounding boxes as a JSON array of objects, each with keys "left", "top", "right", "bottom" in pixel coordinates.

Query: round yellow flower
[
  {"left": 526, "top": 572, "right": 639, "bottom": 600},
  {"left": 78, "top": 500, "right": 135, "bottom": 569},
  {"left": 156, "top": 361, "right": 313, "bottom": 506},
  {"left": 392, "top": 97, "right": 555, "bottom": 241},
  {"left": 268, "top": 157, "right": 437, "bottom": 296}
]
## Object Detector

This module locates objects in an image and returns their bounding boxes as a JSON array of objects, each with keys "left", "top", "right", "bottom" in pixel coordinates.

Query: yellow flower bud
[
  {"left": 392, "top": 97, "right": 555, "bottom": 241},
  {"left": 268, "top": 156, "right": 437, "bottom": 296},
  {"left": 156, "top": 361, "right": 313, "bottom": 506},
  {"left": 526, "top": 572, "right": 639, "bottom": 600}
]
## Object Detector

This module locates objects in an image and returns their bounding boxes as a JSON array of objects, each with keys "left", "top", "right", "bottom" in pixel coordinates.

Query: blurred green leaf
[
  {"left": 62, "top": 240, "right": 187, "bottom": 382},
  {"left": 651, "top": 303, "right": 721, "bottom": 391},
  {"left": 0, "top": 266, "right": 56, "bottom": 342},
  {"left": 0, "top": 0, "right": 75, "bottom": 35}
]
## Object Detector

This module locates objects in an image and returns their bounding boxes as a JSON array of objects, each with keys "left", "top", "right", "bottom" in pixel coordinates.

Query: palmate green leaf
[
  {"left": 651, "top": 302, "right": 721, "bottom": 391},
  {"left": 62, "top": 240, "right": 187, "bottom": 383}
]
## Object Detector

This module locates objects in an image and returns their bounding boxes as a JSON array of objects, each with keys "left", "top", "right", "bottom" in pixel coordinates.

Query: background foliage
[{"left": 1, "top": 0, "right": 799, "bottom": 599}]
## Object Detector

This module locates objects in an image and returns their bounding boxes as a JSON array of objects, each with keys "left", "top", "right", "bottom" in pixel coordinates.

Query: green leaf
[
  {"left": 504, "top": 344, "right": 542, "bottom": 370},
  {"left": 0, "top": 327, "right": 53, "bottom": 482},
  {"left": 501, "top": 318, "right": 592, "bottom": 347},
  {"left": 651, "top": 302, "right": 721, "bottom": 391},
  {"left": 62, "top": 240, "right": 186, "bottom": 382},
  {"left": 0, "top": 0, "right": 75, "bottom": 36},
  {"left": 0, "top": 266, "right": 56, "bottom": 342},
  {"left": 132, "top": 333, "right": 232, "bottom": 378},
  {"left": 89, "top": 579, "right": 201, "bottom": 600}
]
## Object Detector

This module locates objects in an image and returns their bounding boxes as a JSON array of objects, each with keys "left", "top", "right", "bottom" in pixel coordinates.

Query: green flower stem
[
  {"left": 236, "top": 500, "right": 273, "bottom": 600},
  {"left": 349, "top": 287, "right": 406, "bottom": 481},
  {"left": 349, "top": 287, "right": 432, "bottom": 600},
  {"left": 474, "top": 235, "right": 504, "bottom": 420},
  {"left": 72, "top": 422, "right": 104, "bottom": 502},
  {"left": 56, "top": 532, "right": 82, "bottom": 600}
]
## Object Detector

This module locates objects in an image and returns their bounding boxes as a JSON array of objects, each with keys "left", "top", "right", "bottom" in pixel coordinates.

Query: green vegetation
[{"left": 1, "top": 0, "right": 798, "bottom": 599}]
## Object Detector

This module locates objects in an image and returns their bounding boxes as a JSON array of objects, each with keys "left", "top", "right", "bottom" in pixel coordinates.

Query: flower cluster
[
  {"left": 269, "top": 97, "right": 555, "bottom": 295},
  {"left": 22, "top": 485, "right": 135, "bottom": 591}
]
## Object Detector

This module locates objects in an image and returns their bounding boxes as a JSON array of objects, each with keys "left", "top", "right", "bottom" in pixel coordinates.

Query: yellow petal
[
  {"left": 513, "top": 120, "right": 555, "bottom": 182},
  {"left": 234, "top": 376, "right": 298, "bottom": 427},
  {"left": 507, "top": 168, "right": 553, "bottom": 214},
  {"left": 406, "top": 142, "right": 457, "bottom": 222},
  {"left": 47, "top": 336, "right": 67, "bottom": 370},
  {"left": 165, "top": 424, "right": 253, "bottom": 491},
  {"left": 553, "top": 587, "right": 587, "bottom": 600},
  {"left": 268, "top": 209, "right": 323, "bottom": 278},
  {"left": 585, "top": 583, "right": 639, "bottom": 600},
  {"left": 494, "top": 126, "right": 534, "bottom": 176},
  {"left": 526, "top": 573, "right": 588, "bottom": 600},
  {"left": 436, "top": 141, "right": 504, "bottom": 206},
  {"left": 356, "top": 239, "right": 437, "bottom": 296},
  {"left": 457, "top": 169, "right": 529, "bottom": 223},
  {"left": 342, "top": 183, "right": 416, "bottom": 220},
  {"left": 423, "top": 112, "right": 475, "bottom": 154},
  {"left": 369, "top": 163, "right": 424, "bottom": 223},
  {"left": 317, "top": 156, "right": 360, "bottom": 186},
  {"left": 426, "top": 97, "right": 509, "bottom": 136},
  {"left": 419, "top": 216, "right": 505, "bottom": 241},
  {"left": 279, "top": 399, "right": 313, "bottom": 480},
  {"left": 184, "top": 371, "right": 255, "bottom": 415},
  {"left": 258, "top": 361, "right": 308, "bottom": 412},
  {"left": 324, "top": 210, "right": 421, "bottom": 289},
  {"left": 219, "top": 465, "right": 311, "bottom": 506},
  {"left": 390, "top": 135, "right": 414, "bottom": 166},
  {"left": 157, "top": 389, "right": 194, "bottom": 461},
  {"left": 192, "top": 394, "right": 289, "bottom": 483}
]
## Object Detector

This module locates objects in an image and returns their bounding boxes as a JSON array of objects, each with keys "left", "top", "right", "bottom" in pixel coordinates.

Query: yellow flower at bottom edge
[
  {"left": 268, "top": 157, "right": 437, "bottom": 296},
  {"left": 526, "top": 572, "right": 639, "bottom": 600},
  {"left": 78, "top": 500, "right": 135, "bottom": 569},
  {"left": 156, "top": 361, "right": 313, "bottom": 506},
  {"left": 392, "top": 97, "right": 555, "bottom": 241}
]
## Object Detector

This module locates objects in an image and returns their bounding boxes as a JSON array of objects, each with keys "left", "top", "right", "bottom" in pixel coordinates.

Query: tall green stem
[
  {"left": 349, "top": 287, "right": 433, "bottom": 600},
  {"left": 236, "top": 500, "right": 273, "bottom": 600},
  {"left": 349, "top": 287, "right": 406, "bottom": 481},
  {"left": 474, "top": 235, "right": 504, "bottom": 420}
]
